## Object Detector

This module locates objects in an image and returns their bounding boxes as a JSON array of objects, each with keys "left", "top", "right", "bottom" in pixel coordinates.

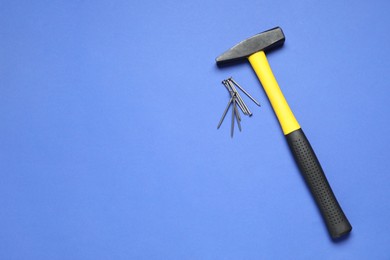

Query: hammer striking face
[{"left": 215, "top": 27, "right": 352, "bottom": 240}]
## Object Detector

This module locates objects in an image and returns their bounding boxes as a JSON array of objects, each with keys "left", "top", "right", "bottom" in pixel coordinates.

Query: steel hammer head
[{"left": 216, "top": 27, "right": 285, "bottom": 65}]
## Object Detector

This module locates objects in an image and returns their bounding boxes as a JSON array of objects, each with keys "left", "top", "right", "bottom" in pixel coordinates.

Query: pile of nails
[{"left": 217, "top": 77, "right": 261, "bottom": 137}]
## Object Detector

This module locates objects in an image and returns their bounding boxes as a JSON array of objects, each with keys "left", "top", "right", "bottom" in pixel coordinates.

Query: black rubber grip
[{"left": 286, "top": 129, "right": 352, "bottom": 239}]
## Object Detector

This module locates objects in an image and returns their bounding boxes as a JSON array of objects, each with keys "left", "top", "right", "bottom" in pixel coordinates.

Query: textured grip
[{"left": 286, "top": 129, "right": 352, "bottom": 239}]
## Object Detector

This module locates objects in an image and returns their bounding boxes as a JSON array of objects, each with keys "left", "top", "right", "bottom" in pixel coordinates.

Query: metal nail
[
  {"left": 229, "top": 77, "right": 261, "bottom": 106},
  {"left": 235, "top": 98, "right": 247, "bottom": 115},
  {"left": 223, "top": 80, "right": 248, "bottom": 115},
  {"left": 227, "top": 80, "right": 252, "bottom": 116},
  {"left": 234, "top": 98, "right": 242, "bottom": 131},
  {"left": 222, "top": 80, "right": 233, "bottom": 95},
  {"left": 217, "top": 96, "right": 234, "bottom": 129},
  {"left": 231, "top": 99, "right": 235, "bottom": 138},
  {"left": 234, "top": 98, "right": 241, "bottom": 122}
]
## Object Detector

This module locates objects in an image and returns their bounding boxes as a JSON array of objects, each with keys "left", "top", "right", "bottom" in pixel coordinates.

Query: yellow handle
[{"left": 248, "top": 51, "right": 300, "bottom": 135}]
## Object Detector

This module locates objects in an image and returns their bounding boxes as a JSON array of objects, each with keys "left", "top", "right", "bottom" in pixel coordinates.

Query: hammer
[{"left": 216, "top": 27, "right": 352, "bottom": 239}]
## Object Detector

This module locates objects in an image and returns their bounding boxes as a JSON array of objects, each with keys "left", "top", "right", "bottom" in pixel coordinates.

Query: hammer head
[{"left": 216, "top": 27, "right": 285, "bottom": 65}]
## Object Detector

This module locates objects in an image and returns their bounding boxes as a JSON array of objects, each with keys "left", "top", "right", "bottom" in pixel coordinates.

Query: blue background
[{"left": 1, "top": 0, "right": 389, "bottom": 259}]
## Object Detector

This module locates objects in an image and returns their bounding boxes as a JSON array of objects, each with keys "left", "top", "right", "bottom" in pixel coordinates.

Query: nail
[
  {"left": 227, "top": 80, "right": 252, "bottom": 116},
  {"left": 229, "top": 78, "right": 261, "bottom": 106},
  {"left": 227, "top": 80, "right": 251, "bottom": 115},
  {"left": 217, "top": 96, "right": 234, "bottom": 129},
  {"left": 234, "top": 98, "right": 241, "bottom": 122},
  {"left": 234, "top": 99, "right": 242, "bottom": 132},
  {"left": 231, "top": 99, "right": 235, "bottom": 138}
]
